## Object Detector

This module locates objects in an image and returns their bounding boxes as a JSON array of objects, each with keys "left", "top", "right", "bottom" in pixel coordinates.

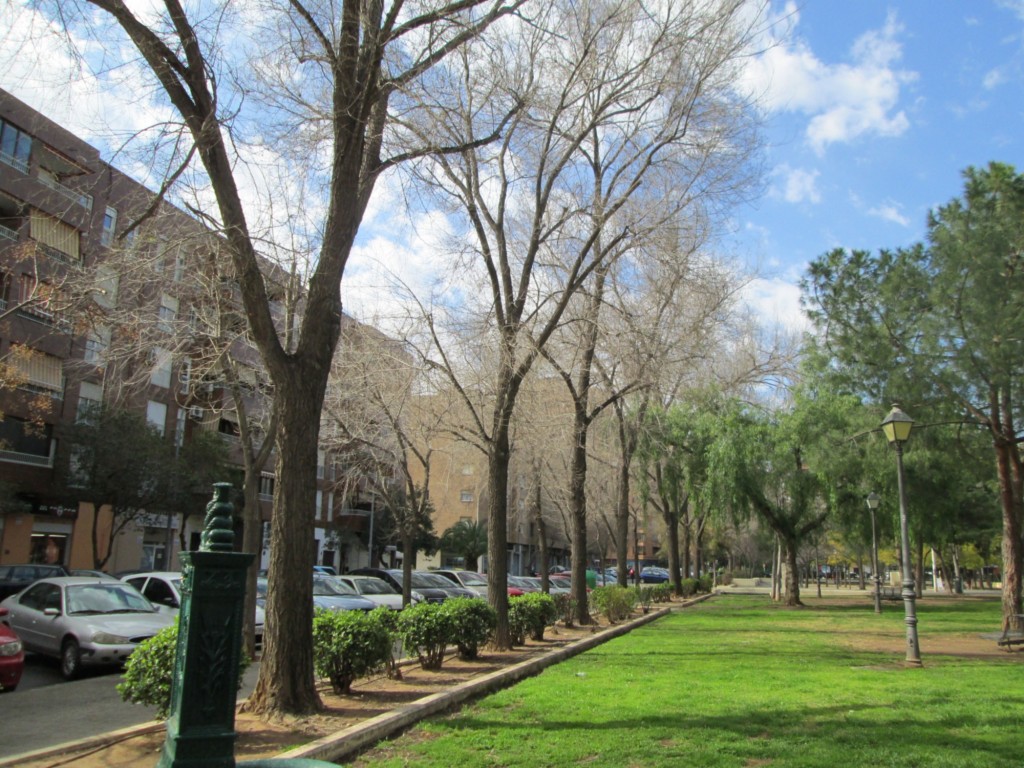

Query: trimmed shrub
[
  {"left": 680, "top": 578, "right": 698, "bottom": 597},
  {"left": 313, "top": 607, "right": 395, "bottom": 694},
  {"left": 118, "top": 618, "right": 250, "bottom": 720},
  {"left": 698, "top": 575, "right": 713, "bottom": 593},
  {"left": 552, "top": 593, "right": 577, "bottom": 627},
  {"left": 589, "top": 585, "right": 636, "bottom": 623},
  {"left": 508, "top": 592, "right": 556, "bottom": 644},
  {"left": 443, "top": 597, "right": 496, "bottom": 660},
  {"left": 397, "top": 601, "right": 455, "bottom": 670},
  {"left": 650, "top": 583, "right": 673, "bottom": 602}
]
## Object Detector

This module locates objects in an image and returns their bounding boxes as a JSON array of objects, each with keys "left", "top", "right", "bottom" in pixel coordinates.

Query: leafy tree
[
  {"left": 439, "top": 519, "right": 488, "bottom": 571},
  {"left": 60, "top": 407, "right": 174, "bottom": 569},
  {"left": 802, "top": 162, "right": 1024, "bottom": 630}
]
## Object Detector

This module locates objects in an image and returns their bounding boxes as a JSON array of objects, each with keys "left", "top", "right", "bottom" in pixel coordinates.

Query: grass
[{"left": 347, "top": 593, "right": 1024, "bottom": 768}]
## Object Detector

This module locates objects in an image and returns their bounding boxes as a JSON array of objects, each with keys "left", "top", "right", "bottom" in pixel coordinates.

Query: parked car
[
  {"left": 313, "top": 565, "right": 338, "bottom": 576},
  {"left": 434, "top": 569, "right": 524, "bottom": 597},
  {"left": 69, "top": 569, "right": 120, "bottom": 582},
  {"left": 547, "top": 574, "right": 573, "bottom": 594},
  {"left": 508, "top": 575, "right": 542, "bottom": 593},
  {"left": 255, "top": 575, "right": 378, "bottom": 615},
  {"left": 0, "top": 576, "right": 174, "bottom": 679},
  {"left": 0, "top": 621, "right": 24, "bottom": 692},
  {"left": 348, "top": 568, "right": 474, "bottom": 604},
  {"left": 0, "top": 564, "right": 70, "bottom": 602},
  {"left": 124, "top": 571, "right": 266, "bottom": 650},
  {"left": 334, "top": 575, "right": 406, "bottom": 610},
  {"left": 411, "top": 571, "right": 480, "bottom": 600},
  {"left": 640, "top": 567, "right": 670, "bottom": 584}
]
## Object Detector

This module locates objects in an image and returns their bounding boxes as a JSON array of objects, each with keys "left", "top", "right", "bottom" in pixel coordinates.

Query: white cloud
[
  {"left": 744, "top": 9, "right": 916, "bottom": 155},
  {"left": 772, "top": 165, "right": 820, "bottom": 204},
  {"left": 867, "top": 202, "right": 910, "bottom": 227},
  {"left": 983, "top": 67, "right": 1008, "bottom": 90},
  {"left": 742, "top": 277, "right": 809, "bottom": 335}
]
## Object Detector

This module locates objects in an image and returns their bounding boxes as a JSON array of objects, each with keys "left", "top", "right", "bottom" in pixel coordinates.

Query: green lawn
[{"left": 347, "top": 594, "right": 1024, "bottom": 768}]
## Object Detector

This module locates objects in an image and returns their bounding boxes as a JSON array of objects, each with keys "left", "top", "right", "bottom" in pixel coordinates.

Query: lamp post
[
  {"left": 881, "top": 404, "right": 922, "bottom": 666},
  {"left": 866, "top": 492, "right": 882, "bottom": 615}
]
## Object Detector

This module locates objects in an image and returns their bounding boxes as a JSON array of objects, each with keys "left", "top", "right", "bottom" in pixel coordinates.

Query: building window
[
  {"left": 0, "top": 416, "right": 53, "bottom": 460},
  {"left": 76, "top": 381, "right": 103, "bottom": 423},
  {"left": 94, "top": 265, "right": 119, "bottom": 308},
  {"left": 7, "top": 345, "right": 63, "bottom": 393},
  {"left": 461, "top": 464, "right": 474, "bottom": 475},
  {"left": 259, "top": 473, "right": 275, "bottom": 500},
  {"left": 460, "top": 491, "right": 474, "bottom": 503},
  {"left": 84, "top": 326, "right": 110, "bottom": 365},
  {"left": 0, "top": 119, "right": 31, "bottom": 173},
  {"left": 150, "top": 347, "right": 172, "bottom": 389},
  {"left": 157, "top": 294, "right": 178, "bottom": 333},
  {"left": 100, "top": 206, "right": 117, "bottom": 247},
  {"left": 29, "top": 210, "right": 80, "bottom": 262},
  {"left": 317, "top": 450, "right": 325, "bottom": 480},
  {"left": 173, "top": 247, "right": 186, "bottom": 282},
  {"left": 146, "top": 400, "right": 167, "bottom": 435}
]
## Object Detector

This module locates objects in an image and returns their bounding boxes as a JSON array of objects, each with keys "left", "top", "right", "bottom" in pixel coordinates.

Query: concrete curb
[
  {"left": 282, "top": 606, "right": 675, "bottom": 764},
  {"left": 2, "top": 597, "right": 709, "bottom": 766}
]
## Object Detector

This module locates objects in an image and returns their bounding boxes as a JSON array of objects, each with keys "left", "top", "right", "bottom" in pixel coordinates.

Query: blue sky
[
  {"left": 2, "top": 1, "right": 1023, "bottom": 332},
  {"left": 740, "top": 1, "right": 1024, "bottom": 330}
]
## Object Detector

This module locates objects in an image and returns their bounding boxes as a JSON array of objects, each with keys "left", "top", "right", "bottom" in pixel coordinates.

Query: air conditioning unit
[{"left": 188, "top": 406, "right": 204, "bottom": 421}]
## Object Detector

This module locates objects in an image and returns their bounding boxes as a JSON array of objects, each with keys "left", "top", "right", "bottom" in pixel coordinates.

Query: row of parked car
[{"left": 0, "top": 564, "right": 588, "bottom": 691}]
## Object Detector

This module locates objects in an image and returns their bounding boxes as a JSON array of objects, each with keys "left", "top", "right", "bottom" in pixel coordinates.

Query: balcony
[
  {"left": 0, "top": 149, "right": 28, "bottom": 175},
  {"left": 0, "top": 223, "right": 17, "bottom": 242},
  {"left": 0, "top": 445, "right": 55, "bottom": 468},
  {"left": 36, "top": 174, "right": 92, "bottom": 211}
]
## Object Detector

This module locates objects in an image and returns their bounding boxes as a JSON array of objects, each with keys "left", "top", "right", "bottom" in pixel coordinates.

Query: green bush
[
  {"left": 397, "top": 601, "right": 455, "bottom": 670},
  {"left": 680, "top": 578, "right": 698, "bottom": 597},
  {"left": 118, "top": 618, "right": 250, "bottom": 720},
  {"left": 507, "top": 592, "right": 556, "bottom": 644},
  {"left": 552, "top": 593, "right": 577, "bottom": 627},
  {"left": 650, "top": 583, "right": 673, "bottom": 602},
  {"left": 589, "top": 585, "right": 636, "bottom": 623},
  {"left": 443, "top": 597, "right": 496, "bottom": 660},
  {"left": 313, "top": 607, "right": 395, "bottom": 694},
  {"left": 698, "top": 575, "right": 713, "bottom": 593}
]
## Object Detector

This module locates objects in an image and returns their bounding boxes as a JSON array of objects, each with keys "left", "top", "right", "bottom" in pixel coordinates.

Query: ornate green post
[{"left": 157, "top": 483, "right": 252, "bottom": 768}]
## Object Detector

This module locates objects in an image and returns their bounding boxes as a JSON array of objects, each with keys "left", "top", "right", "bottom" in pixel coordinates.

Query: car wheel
[{"left": 61, "top": 638, "right": 82, "bottom": 680}]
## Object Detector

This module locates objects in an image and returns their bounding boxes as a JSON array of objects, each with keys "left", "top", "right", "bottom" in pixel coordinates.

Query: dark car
[
  {"left": 0, "top": 564, "right": 70, "bottom": 601},
  {"left": 349, "top": 568, "right": 473, "bottom": 604}
]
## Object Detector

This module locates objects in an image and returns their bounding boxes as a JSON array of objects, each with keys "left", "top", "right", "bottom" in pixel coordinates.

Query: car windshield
[
  {"left": 353, "top": 578, "right": 396, "bottom": 595},
  {"left": 456, "top": 572, "right": 487, "bottom": 587},
  {"left": 313, "top": 576, "right": 357, "bottom": 596},
  {"left": 411, "top": 572, "right": 455, "bottom": 589},
  {"left": 66, "top": 584, "right": 155, "bottom": 615}
]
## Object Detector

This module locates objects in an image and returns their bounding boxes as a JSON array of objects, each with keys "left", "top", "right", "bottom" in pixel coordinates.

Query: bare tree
[
  {"left": 42, "top": 0, "right": 527, "bottom": 716},
  {"left": 402, "top": 0, "right": 766, "bottom": 647}
]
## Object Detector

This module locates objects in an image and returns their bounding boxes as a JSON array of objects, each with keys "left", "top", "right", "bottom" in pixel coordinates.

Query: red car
[{"left": 0, "top": 621, "right": 24, "bottom": 692}]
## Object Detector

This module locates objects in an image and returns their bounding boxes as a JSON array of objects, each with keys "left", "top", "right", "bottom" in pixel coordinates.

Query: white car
[
  {"left": 124, "top": 571, "right": 265, "bottom": 650},
  {"left": 0, "top": 576, "right": 174, "bottom": 679},
  {"left": 335, "top": 575, "right": 406, "bottom": 610}
]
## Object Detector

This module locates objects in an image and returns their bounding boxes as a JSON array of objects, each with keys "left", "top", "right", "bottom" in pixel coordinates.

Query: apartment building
[{"left": 0, "top": 88, "right": 388, "bottom": 575}]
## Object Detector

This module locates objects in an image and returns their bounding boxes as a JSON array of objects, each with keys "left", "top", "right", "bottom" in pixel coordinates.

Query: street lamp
[
  {"left": 866, "top": 492, "right": 882, "bottom": 615},
  {"left": 880, "top": 404, "right": 922, "bottom": 666}
]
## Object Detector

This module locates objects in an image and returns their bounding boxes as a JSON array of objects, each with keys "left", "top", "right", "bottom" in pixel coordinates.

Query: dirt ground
[{"left": 14, "top": 619, "right": 616, "bottom": 768}]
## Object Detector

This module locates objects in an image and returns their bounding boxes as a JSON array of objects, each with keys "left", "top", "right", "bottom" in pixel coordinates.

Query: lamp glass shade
[
  {"left": 881, "top": 406, "right": 914, "bottom": 444},
  {"left": 866, "top": 492, "right": 881, "bottom": 510}
]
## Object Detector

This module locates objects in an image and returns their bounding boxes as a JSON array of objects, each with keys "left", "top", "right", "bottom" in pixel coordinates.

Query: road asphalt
[{"left": 0, "top": 663, "right": 260, "bottom": 761}]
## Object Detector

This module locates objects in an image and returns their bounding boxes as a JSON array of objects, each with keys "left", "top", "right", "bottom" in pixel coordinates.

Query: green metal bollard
[{"left": 156, "top": 483, "right": 336, "bottom": 768}]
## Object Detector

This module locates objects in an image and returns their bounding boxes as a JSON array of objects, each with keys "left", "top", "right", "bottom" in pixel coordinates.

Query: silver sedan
[{"left": 0, "top": 577, "right": 174, "bottom": 679}]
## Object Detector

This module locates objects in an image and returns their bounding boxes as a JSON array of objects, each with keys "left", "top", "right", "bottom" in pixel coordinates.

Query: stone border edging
[{"left": 283, "top": 604, "right": 681, "bottom": 764}]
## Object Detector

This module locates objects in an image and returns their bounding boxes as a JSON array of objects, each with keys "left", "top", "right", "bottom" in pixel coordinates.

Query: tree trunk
[
  {"left": 487, "top": 421, "right": 512, "bottom": 649},
  {"left": 664, "top": 508, "right": 682, "bottom": 597},
  {"left": 569, "top": 405, "right": 594, "bottom": 625},
  {"left": 241, "top": 381, "right": 323, "bottom": 715},
  {"left": 680, "top": 518, "right": 691, "bottom": 582},
  {"left": 783, "top": 539, "right": 802, "bottom": 606},
  {"left": 994, "top": 438, "right": 1024, "bottom": 632}
]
